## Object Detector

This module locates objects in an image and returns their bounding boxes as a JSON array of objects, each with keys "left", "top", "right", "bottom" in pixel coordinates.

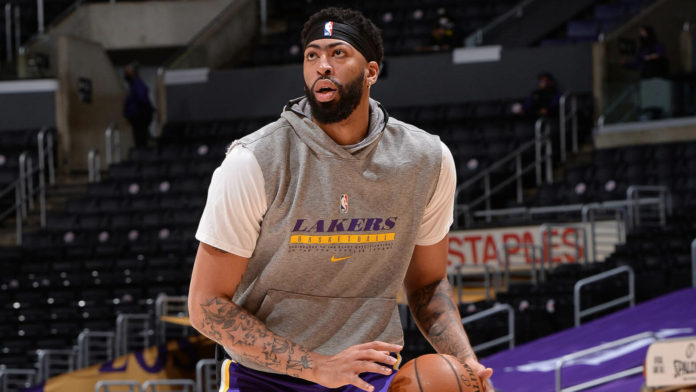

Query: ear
[{"left": 365, "top": 61, "right": 380, "bottom": 87}]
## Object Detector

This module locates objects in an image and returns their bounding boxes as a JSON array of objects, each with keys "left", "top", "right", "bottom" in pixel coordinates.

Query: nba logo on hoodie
[
  {"left": 324, "top": 21, "right": 334, "bottom": 36},
  {"left": 340, "top": 194, "right": 348, "bottom": 214}
]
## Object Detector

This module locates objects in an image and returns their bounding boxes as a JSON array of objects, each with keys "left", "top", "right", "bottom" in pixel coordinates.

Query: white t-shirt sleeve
[
  {"left": 195, "top": 144, "right": 267, "bottom": 258},
  {"left": 415, "top": 142, "right": 457, "bottom": 246}
]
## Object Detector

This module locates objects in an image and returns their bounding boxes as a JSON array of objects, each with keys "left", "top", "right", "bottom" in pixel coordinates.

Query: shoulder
[
  {"left": 385, "top": 116, "right": 442, "bottom": 156},
  {"left": 235, "top": 117, "right": 294, "bottom": 149},
  {"left": 386, "top": 116, "right": 434, "bottom": 136}
]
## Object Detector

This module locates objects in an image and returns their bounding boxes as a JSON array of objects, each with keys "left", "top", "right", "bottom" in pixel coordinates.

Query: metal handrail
[
  {"left": 37, "top": 127, "right": 54, "bottom": 228},
  {"left": 155, "top": 294, "right": 189, "bottom": 345},
  {"left": 95, "top": 380, "right": 142, "bottom": 392},
  {"left": 541, "top": 223, "right": 589, "bottom": 268},
  {"left": 0, "top": 368, "right": 37, "bottom": 392},
  {"left": 18, "top": 152, "right": 29, "bottom": 218},
  {"left": 5, "top": 4, "right": 12, "bottom": 62},
  {"left": 466, "top": 193, "right": 668, "bottom": 230},
  {"left": 555, "top": 331, "right": 654, "bottom": 392},
  {"left": 452, "top": 264, "right": 499, "bottom": 303},
  {"left": 88, "top": 149, "right": 101, "bottom": 183},
  {"left": 142, "top": 379, "right": 195, "bottom": 392},
  {"left": 77, "top": 331, "right": 115, "bottom": 369},
  {"left": 461, "top": 303, "right": 515, "bottom": 351},
  {"left": 105, "top": 123, "right": 121, "bottom": 166},
  {"left": 581, "top": 204, "right": 627, "bottom": 263},
  {"left": 13, "top": 5, "right": 20, "bottom": 60},
  {"left": 500, "top": 243, "right": 544, "bottom": 286},
  {"left": 115, "top": 313, "right": 153, "bottom": 358},
  {"left": 0, "top": 128, "right": 57, "bottom": 244},
  {"left": 454, "top": 117, "right": 552, "bottom": 227},
  {"left": 573, "top": 265, "right": 634, "bottom": 327},
  {"left": 195, "top": 359, "right": 217, "bottom": 392},
  {"left": 626, "top": 185, "right": 671, "bottom": 229},
  {"left": 37, "top": 127, "right": 55, "bottom": 186},
  {"left": 559, "top": 92, "right": 579, "bottom": 162},
  {"left": 35, "top": 349, "right": 76, "bottom": 383}
]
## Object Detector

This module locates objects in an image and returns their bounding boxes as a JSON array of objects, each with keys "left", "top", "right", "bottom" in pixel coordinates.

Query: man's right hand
[{"left": 308, "top": 341, "right": 403, "bottom": 392}]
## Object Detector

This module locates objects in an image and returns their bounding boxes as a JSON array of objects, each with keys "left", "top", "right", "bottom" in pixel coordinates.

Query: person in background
[
  {"left": 123, "top": 62, "right": 154, "bottom": 148},
  {"left": 416, "top": 8, "right": 456, "bottom": 52},
  {"left": 512, "top": 72, "right": 561, "bottom": 117},
  {"left": 623, "top": 25, "right": 669, "bottom": 79}
]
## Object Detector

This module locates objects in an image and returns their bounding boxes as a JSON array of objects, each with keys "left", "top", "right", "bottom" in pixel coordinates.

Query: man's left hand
[{"left": 463, "top": 357, "right": 494, "bottom": 392}]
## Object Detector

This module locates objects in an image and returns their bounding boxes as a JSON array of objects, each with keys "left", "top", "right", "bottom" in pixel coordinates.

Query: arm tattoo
[
  {"left": 198, "top": 297, "right": 313, "bottom": 377},
  {"left": 407, "top": 278, "right": 475, "bottom": 361}
]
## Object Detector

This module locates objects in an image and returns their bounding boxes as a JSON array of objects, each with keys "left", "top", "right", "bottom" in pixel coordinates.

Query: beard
[{"left": 304, "top": 72, "right": 365, "bottom": 124}]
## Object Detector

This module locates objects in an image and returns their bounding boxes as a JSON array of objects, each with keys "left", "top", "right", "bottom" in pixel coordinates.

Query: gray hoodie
[{"left": 225, "top": 97, "right": 442, "bottom": 372}]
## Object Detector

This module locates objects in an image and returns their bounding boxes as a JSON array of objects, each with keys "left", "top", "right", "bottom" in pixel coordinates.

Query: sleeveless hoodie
[{"left": 225, "top": 97, "right": 442, "bottom": 373}]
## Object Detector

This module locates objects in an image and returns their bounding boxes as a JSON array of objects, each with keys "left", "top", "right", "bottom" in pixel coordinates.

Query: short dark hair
[{"left": 301, "top": 7, "right": 384, "bottom": 66}]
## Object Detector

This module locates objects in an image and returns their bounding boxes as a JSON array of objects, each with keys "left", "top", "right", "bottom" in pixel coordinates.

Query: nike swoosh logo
[{"left": 330, "top": 255, "right": 352, "bottom": 262}]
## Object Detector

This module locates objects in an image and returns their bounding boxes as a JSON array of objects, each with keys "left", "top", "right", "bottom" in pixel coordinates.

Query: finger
[
  {"left": 357, "top": 360, "right": 394, "bottom": 376},
  {"left": 351, "top": 374, "right": 375, "bottom": 392},
  {"left": 358, "top": 341, "right": 403, "bottom": 353},
  {"left": 477, "top": 367, "right": 494, "bottom": 392},
  {"left": 477, "top": 367, "right": 493, "bottom": 380},
  {"left": 354, "top": 348, "right": 398, "bottom": 367}
]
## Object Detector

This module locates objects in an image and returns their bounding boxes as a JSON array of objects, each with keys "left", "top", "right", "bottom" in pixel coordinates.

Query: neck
[{"left": 313, "top": 96, "right": 371, "bottom": 145}]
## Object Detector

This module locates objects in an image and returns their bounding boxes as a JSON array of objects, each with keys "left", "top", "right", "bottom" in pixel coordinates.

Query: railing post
[
  {"left": 503, "top": 245, "right": 510, "bottom": 289},
  {"left": 37, "top": 129, "right": 47, "bottom": 227},
  {"left": 658, "top": 188, "right": 667, "bottom": 226},
  {"left": 13, "top": 5, "right": 20, "bottom": 60},
  {"left": 47, "top": 132, "right": 55, "bottom": 185},
  {"left": 105, "top": 125, "right": 113, "bottom": 166},
  {"left": 515, "top": 153, "right": 522, "bottom": 203},
  {"left": 588, "top": 207, "right": 598, "bottom": 263},
  {"left": 545, "top": 120, "right": 553, "bottom": 184},
  {"left": 542, "top": 225, "right": 551, "bottom": 280},
  {"left": 18, "top": 152, "right": 28, "bottom": 218},
  {"left": 26, "top": 156, "right": 34, "bottom": 211},
  {"left": 535, "top": 118, "right": 543, "bottom": 185},
  {"left": 259, "top": 0, "right": 268, "bottom": 35},
  {"left": 626, "top": 186, "right": 637, "bottom": 228},
  {"left": 571, "top": 95, "right": 578, "bottom": 154},
  {"left": 37, "top": 0, "right": 45, "bottom": 34},
  {"left": 104, "top": 123, "right": 121, "bottom": 165},
  {"left": 484, "top": 174, "right": 491, "bottom": 221},
  {"left": 88, "top": 150, "right": 101, "bottom": 183},
  {"left": 5, "top": 4, "right": 12, "bottom": 62},
  {"left": 15, "top": 186, "right": 22, "bottom": 246},
  {"left": 559, "top": 93, "right": 568, "bottom": 162}
]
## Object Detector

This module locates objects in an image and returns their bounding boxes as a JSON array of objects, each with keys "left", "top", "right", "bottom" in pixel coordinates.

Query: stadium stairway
[{"left": 486, "top": 287, "right": 696, "bottom": 392}]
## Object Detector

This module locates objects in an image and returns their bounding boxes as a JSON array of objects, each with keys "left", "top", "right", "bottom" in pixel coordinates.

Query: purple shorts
[{"left": 219, "top": 357, "right": 399, "bottom": 392}]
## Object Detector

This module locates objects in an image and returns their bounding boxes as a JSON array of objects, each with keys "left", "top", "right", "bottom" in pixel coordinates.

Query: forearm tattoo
[
  {"left": 408, "top": 279, "right": 475, "bottom": 361},
  {"left": 198, "top": 297, "right": 312, "bottom": 376}
]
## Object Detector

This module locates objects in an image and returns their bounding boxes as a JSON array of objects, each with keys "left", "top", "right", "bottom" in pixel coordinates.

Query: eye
[
  {"left": 334, "top": 49, "right": 345, "bottom": 56},
  {"left": 306, "top": 52, "right": 317, "bottom": 60}
]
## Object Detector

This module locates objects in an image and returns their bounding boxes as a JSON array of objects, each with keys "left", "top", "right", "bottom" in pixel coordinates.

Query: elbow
[{"left": 187, "top": 293, "right": 204, "bottom": 332}]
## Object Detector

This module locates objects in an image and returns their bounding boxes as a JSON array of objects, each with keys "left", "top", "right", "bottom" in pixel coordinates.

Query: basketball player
[{"left": 188, "top": 7, "right": 494, "bottom": 392}]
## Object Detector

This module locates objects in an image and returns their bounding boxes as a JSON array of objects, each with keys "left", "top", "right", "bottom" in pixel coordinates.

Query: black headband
[{"left": 304, "top": 21, "right": 380, "bottom": 64}]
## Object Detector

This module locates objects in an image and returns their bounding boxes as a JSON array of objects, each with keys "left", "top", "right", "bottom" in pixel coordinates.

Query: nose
[{"left": 317, "top": 54, "right": 332, "bottom": 76}]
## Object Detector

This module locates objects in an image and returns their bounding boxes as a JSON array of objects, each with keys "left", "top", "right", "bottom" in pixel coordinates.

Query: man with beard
[{"left": 188, "top": 7, "right": 493, "bottom": 392}]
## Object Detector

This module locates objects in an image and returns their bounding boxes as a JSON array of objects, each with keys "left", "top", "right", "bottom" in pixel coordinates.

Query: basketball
[{"left": 388, "top": 354, "right": 484, "bottom": 392}]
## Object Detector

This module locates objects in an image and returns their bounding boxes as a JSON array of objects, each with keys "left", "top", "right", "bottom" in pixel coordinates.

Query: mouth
[{"left": 314, "top": 80, "right": 338, "bottom": 102}]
